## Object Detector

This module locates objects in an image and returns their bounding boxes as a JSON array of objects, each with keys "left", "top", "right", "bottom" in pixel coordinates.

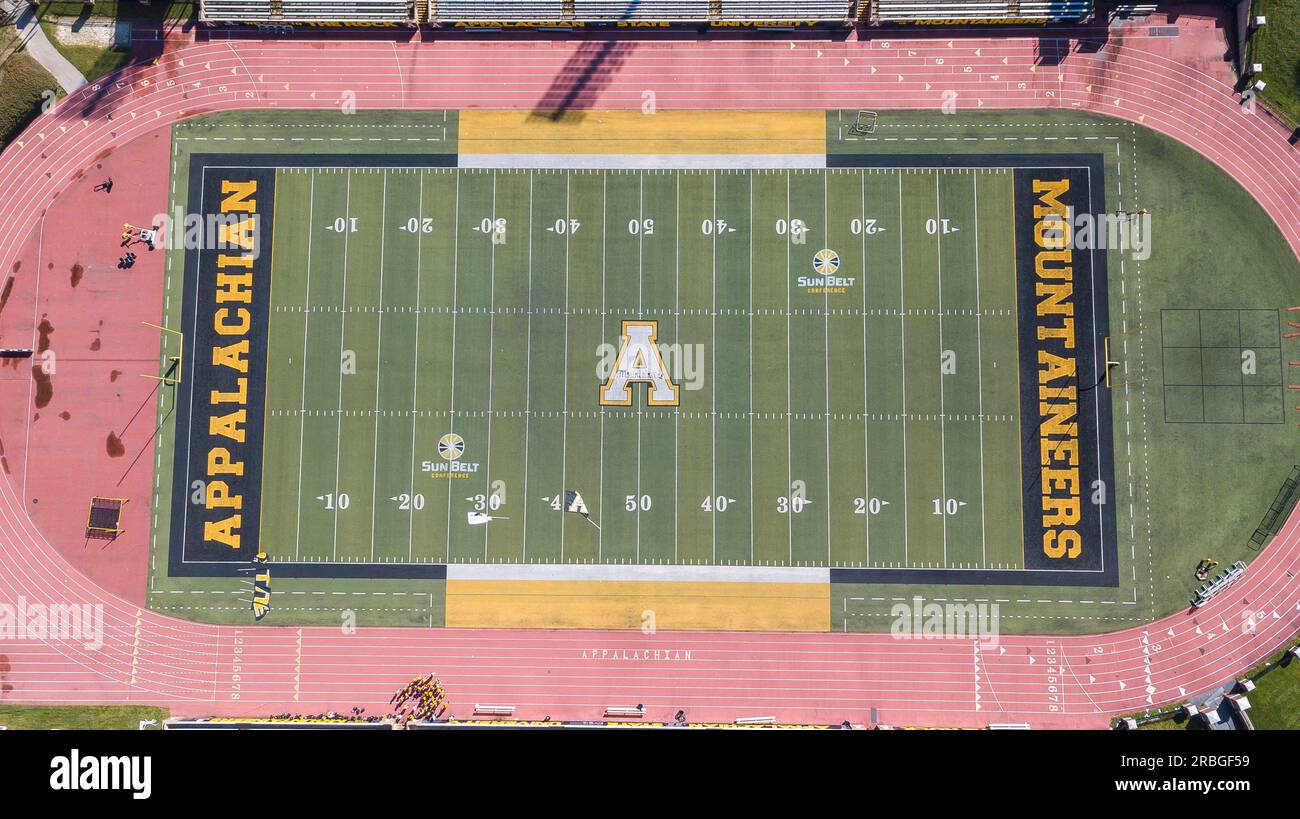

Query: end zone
[{"left": 828, "top": 153, "right": 1118, "bottom": 588}]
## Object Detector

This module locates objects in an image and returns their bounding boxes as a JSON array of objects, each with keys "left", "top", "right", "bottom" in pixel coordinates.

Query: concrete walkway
[{"left": 1, "top": 0, "right": 87, "bottom": 93}]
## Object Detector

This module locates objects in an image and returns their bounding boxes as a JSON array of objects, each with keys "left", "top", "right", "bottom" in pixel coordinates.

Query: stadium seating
[
  {"left": 435, "top": 1, "right": 853, "bottom": 21},
  {"left": 200, "top": 0, "right": 411, "bottom": 22},
  {"left": 869, "top": 0, "right": 1092, "bottom": 22},
  {"left": 197, "top": 0, "right": 1091, "bottom": 25}
]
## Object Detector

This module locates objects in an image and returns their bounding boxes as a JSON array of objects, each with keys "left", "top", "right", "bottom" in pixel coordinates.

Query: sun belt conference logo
[
  {"left": 422, "top": 433, "right": 478, "bottom": 479},
  {"left": 438, "top": 433, "right": 465, "bottom": 461},
  {"left": 813, "top": 248, "right": 840, "bottom": 275},
  {"left": 799, "top": 248, "right": 855, "bottom": 294}
]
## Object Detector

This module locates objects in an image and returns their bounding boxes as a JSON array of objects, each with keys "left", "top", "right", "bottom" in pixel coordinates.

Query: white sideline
[
  {"left": 459, "top": 154, "right": 827, "bottom": 169},
  {"left": 445, "top": 563, "right": 830, "bottom": 583}
]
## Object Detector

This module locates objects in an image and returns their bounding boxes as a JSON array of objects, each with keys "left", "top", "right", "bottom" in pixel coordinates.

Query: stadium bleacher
[
  {"left": 200, "top": 0, "right": 857, "bottom": 24},
  {"left": 197, "top": 0, "right": 1093, "bottom": 25},
  {"left": 200, "top": 0, "right": 411, "bottom": 23},
  {"left": 434, "top": 1, "right": 853, "bottom": 21},
  {"left": 868, "top": 0, "right": 1093, "bottom": 22}
]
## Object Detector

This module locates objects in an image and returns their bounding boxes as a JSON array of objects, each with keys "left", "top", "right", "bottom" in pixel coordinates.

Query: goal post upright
[{"left": 143, "top": 321, "right": 184, "bottom": 385}]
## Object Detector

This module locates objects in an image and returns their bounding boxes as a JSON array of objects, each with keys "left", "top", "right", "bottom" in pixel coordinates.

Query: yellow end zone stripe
[
  {"left": 445, "top": 580, "right": 829, "bottom": 631},
  {"left": 458, "top": 110, "right": 826, "bottom": 155}
]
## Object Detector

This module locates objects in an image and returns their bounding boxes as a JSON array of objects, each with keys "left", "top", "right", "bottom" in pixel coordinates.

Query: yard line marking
[
  {"left": 406, "top": 172, "right": 425, "bottom": 562},
  {"left": 785, "top": 170, "right": 794, "bottom": 565},
  {"left": 637, "top": 170, "right": 645, "bottom": 562},
  {"left": 860, "top": 170, "right": 870, "bottom": 564},
  {"left": 598, "top": 172, "right": 607, "bottom": 563},
  {"left": 521, "top": 170, "right": 534, "bottom": 562},
  {"left": 897, "top": 172, "right": 910, "bottom": 563},
  {"left": 674, "top": 170, "right": 680, "bottom": 564},
  {"left": 559, "top": 171, "right": 571, "bottom": 561},
  {"left": 748, "top": 172, "right": 755, "bottom": 567},
  {"left": 823, "top": 167, "right": 832, "bottom": 565},
  {"left": 331, "top": 171, "right": 353, "bottom": 561},
  {"left": 972, "top": 172, "right": 989, "bottom": 566},
  {"left": 293, "top": 172, "right": 317, "bottom": 561},
  {"left": 934, "top": 172, "right": 951, "bottom": 566},
  {"left": 711, "top": 170, "right": 718, "bottom": 565},
  {"left": 444, "top": 170, "right": 462, "bottom": 562},
  {"left": 482, "top": 169, "right": 498, "bottom": 562},
  {"left": 368, "top": 170, "right": 389, "bottom": 560}
]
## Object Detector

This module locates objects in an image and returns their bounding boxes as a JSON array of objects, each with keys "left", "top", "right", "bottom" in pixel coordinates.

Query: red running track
[{"left": 0, "top": 10, "right": 1297, "bottom": 728}]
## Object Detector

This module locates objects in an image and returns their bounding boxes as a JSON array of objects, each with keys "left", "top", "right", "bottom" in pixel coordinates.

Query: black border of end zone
[
  {"left": 828, "top": 152, "right": 1118, "bottom": 588},
  {"left": 165, "top": 152, "right": 453, "bottom": 580}
]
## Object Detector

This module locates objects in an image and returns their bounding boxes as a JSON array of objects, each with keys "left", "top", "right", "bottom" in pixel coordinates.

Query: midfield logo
[{"left": 598, "top": 320, "right": 682, "bottom": 406}]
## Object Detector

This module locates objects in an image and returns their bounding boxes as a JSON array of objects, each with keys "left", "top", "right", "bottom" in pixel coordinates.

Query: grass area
[
  {"left": 1136, "top": 714, "right": 1203, "bottom": 730},
  {"left": 38, "top": 19, "right": 130, "bottom": 84},
  {"left": 36, "top": 1, "right": 195, "bottom": 22},
  {"left": 239, "top": 164, "right": 1027, "bottom": 571},
  {"left": 1241, "top": 640, "right": 1300, "bottom": 729},
  {"left": 1125, "top": 638, "right": 1300, "bottom": 729},
  {"left": 830, "top": 110, "right": 1300, "bottom": 632},
  {"left": 1245, "top": 0, "right": 1300, "bottom": 130},
  {"left": 0, "top": 29, "right": 60, "bottom": 149},
  {"left": 0, "top": 704, "right": 169, "bottom": 729}
]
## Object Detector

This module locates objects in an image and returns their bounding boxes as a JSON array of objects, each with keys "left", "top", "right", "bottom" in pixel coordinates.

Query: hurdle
[{"left": 86, "top": 497, "right": 129, "bottom": 540}]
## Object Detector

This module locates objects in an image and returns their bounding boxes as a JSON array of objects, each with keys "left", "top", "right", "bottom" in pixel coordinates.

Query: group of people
[
  {"left": 265, "top": 709, "right": 381, "bottom": 723},
  {"left": 389, "top": 674, "right": 447, "bottom": 724},
  {"left": 116, "top": 222, "right": 158, "bottom": 269}
]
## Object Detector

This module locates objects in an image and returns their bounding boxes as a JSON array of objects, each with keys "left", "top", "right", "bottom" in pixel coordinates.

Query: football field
[
  {"left": 139, "top": 110, "right": 1300, "bottom": 630},
  {"left": 250, "top": 164, "right": 1032, "bottom": 571}
]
